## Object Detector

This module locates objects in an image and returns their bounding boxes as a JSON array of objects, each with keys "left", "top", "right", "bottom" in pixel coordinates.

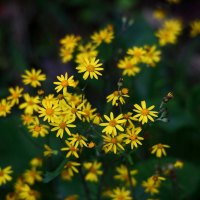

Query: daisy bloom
[
  {"left": 100, "top": 112, "right": 126, "bottom": 136},
  {"left": 23, "top": 168, "right": 42, "bottom": 185},
  {"left": 133, "top": 100, "right": 158, "bottom": 124},
  {"left": 60, "top": 34, "right": 81, "bottom": 49},
  {"left": 7, "top": 86, "right": 24, "bottom": 105},
  {"left": 142, "top": 177, "right": 159, "bottom": 195},
  {"left": 83, "top": 161, "right": 103, "bottom": 182},
  {"left": 124, "top": 127, "right": 144, "bottom": 149},
  {"left": 190, "top": 20, "right": 200, "bottom": 37},
  {"left": 109, "top": 187, "right": 133, "bottom": 200},
  {"left": 127, "top": 46, "right": 146, "bottom": 62},
  {"left": 19, "top": 94, "right": 40, "bottom": 115},
  {"left": 18, "top": 184, "right": 40, "bottom": 200},
  {"left": 64, "top": 161, "right": 80, "bottom": 176},
  {"left": 0, "top": 99, "right": 12, "bottom": 117},
  {"left": 0, "top": 166, "right": 13, "bottom": 186},
  {"left": 54, "top": 72, "right": 76, "bottom": 94},
  {"left": 76, "top": 57, "right": 103, "bottom": 80},
  {"left": 43, "top": 144, "right": 58, "bottom": 157},
  {"left": 151, "top": 143, "right": 170, "bottom": 157},
  {"left": 68, "top": 133, "right": 88, "bottom": 148},
  {"left": 21, "top": 68, "right": 46, "bottom": 88},
  {"left": 61, "top": 140, "right": 79, "bottom": 158}
]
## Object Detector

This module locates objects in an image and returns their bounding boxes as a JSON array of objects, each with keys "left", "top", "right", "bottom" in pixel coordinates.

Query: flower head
[
  {"left": 109, "top": 187, "right": 133, "bottom": 200},
  {"left": 151, "top": 143, "right": 170, "bottom": 157},
  {"left": 0, "top": 166, "right": 13, "bottom": 186}
]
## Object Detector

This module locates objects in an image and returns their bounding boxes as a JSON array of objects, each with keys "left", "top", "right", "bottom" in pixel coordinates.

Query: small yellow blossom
[
  {"left": 81, "top": 102, "right": 97, "bottom": 122},
  {"left": 21, "top": 68, "right": 46, "bottom": 88},
  {"left": 84, "top": 161, "right": 103, "bottom": 182},
  {"left": 21, "top": 114, "right": 35, "bottom": 125},
  {"left": 190, "top": 20, "right": 200, "bottom": 37},
  {"left": 68, "top": 133, "right": 88, "bottom": 148},
  {"left": 133, "top": 100, "right": 158, "bottom": 124},
  {"left": 109, "top": 187, "right": 133, "bottom": 200},
  {"left": 23, "top": 168, "right": 42, "bottom": 185},
  {"left": 174, "top": 160, "right": 184, "bottom": 169},
  {"left": 43, "top": 144, "right": 58, "bottom": 157},
  {"left": 127, "top": 47, "right": 146, "bottom": 62},
  {"left": 76, "top": 57, "right": 103, "bottom": 80},
  {"left": 30, "top": 158, "right": 42, "bottom": 168},
  {"left": 0, "top": 99, "right": 12, "bottom": 117},
  {"left": 151, "top": 143, "right": 170, "bottom": 157},
  {"left": 61, "top": 140, "right": 79, "bottom": 158},
  {"left": 0, "top": 166, "right": 13, "bottom": 186},
  {"left": 7, "top": 86, "right": 24, "bottom": 105},
  {"left": 18, "top": 184, "right": 40, "bottom": 200}
]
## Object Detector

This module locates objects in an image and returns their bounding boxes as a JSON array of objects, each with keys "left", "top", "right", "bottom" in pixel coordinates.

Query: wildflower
[
  {"left": 142, "top": 177, "right": 159, "bottom": 195},
  {"left": 124, "top": 127, "right": 144, "bottom": 149},
  {"left": 21, "top": 68, "right": 46, "bottom": 88},
  {"left": 109, "top": 187, "right": 133, "bottom": 200},
  {"left": 19, "top": 94, "right": 40, "bottom": 115},
  {"left": 174, "top": 160, "right": 184, "bottom": 169},
  {"left": 7, "top": 86, "right": 24, "bottom": 105},
  {"left": 30, "top": 158, "right": 42, "bottom": 168},
  {"left": 43, "top": 144, "right": 58, "bottom": 157},
  {"left": 50, "top": 116, "right": 76, "bottom": 138},
  {"left": 21, "top": 114, "right": 35, "bottom": 125},
  {"left": 87, "top": 141, "right": 96, "bottom": 148},
  {"left": 190, "top": 20, "right": 200, "bottom": 37},
  {"left": 64, "top": 161, "right": 80, "bottom": 176},
  {"left": 54, "top": 72, "right": 76, "bottom": 94},
  {"left": 68, "top": 133, "right": 88, "bottom": 148},
  {"left": 117, "top": 57, "right": 140, "bottom": 76},
  {"left": 123, "top": 112, "right": 138, "bottom": 127},
  {"left": 114, "top": 165, "right": 138, "bottom": 186},
  {"left": 18, "top": 184, "right": 40, "bottom": 200},
  {"left": 153, "top": 9, "right": 166, "bottom": 20},
  {"left": 81, "top": 102, "right": 97, "bottom": 122},
  {"left": 133, "top": 100, "right": 158, "bottom": 124},
  {"left": 23, "top": 168, "right": 42, "bottom": 185},
  {"left": 64, "top": 194, "right": 79, "bottom": 200},
  {"left": 0, "top": 166, "right": 13, "bottom": 186},
  {"left": 61, "top": 170, "right": 73, "bottom": 181},
  {"left": 61, "top": 140, "right": 79, "bottom": 158},
  {"left": 127, "top": 47, "right": 146, "bottom": 62},
  {"left": 102, "top": 134, "right": 125, "bottom": 154},
  {"left": 76, "top": 56, "right": 103, "bottom": 80},
  {"left": 60, "top": 34, "right": 81, "bottom": 49},
  {"left": 100, "top": 112, "right": 126, "bottom": 136},
  {"left": 0, "top": 99, "right": 12, "bottom": 117},
  {"left": 38, "top": 100, "right": 60, "bottom": 123},
  {"left": 28, "top": 117, "right": 49, "bottom": 138},
  {"left": 84, "top": 161, "right": 103, "bottom": 182},
  {"left": 151, "top": 143, "right": 170, "bottom": 157},
  {"left": 106, "top": 88, "right": 129, "bottom": 106},
  {"left": 142, "top": 45, "right": 161, "bottom": 67}
]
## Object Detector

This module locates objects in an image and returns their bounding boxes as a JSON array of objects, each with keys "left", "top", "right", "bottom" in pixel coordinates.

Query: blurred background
[{"left": 0, "top": 0, "right": 200, "bottom": 199}]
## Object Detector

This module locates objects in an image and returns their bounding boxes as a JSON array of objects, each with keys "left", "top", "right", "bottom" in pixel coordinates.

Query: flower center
[
  {"left": 123, "top": 114, "right": 130, "bottom": 119},
  {"left": 46, "top": 108, "right": 54, "bottom": 115},
  {"left": 157, "top": 144, "right": 163, "bottom": 149},
  {"left": 12, "top": 92, "right": 19, "bottom": 98},
  {"left": 141, "top": 109, "right": 149, "bottom": 116},
  {"left": 121, "top": 88, "right": 128, "bottom": 95},
  {"left": 129, "top": 134, "right": 137, "bottom": 141},
  {"left": 61, "top": 80, "right": 68, "bottom": 87},
  {"left": 86, "top": 65, "right": 95, "bottom": 72},
  {"left": 89, "top": 166, "right": 97, "bottom": 173},
  {"left": 0, "top": 105, "right": 6, "bottom": 111},
  {"left": 71, "top": 108, "right": 77, "bottom": 114},
  {"left": 70, "top": 146, "right": 76, "bottom": 151},
  {"left": 0, "top": 171, "right": 4, "bottom": 177},
  {"left": 126, "top": 62, "right": 133, "bottom": 68},
  {"left": 111, "top": 138, "right": 117, "bottom": 144},
  {"left": 59, "top": 122, "right": 66, "bottom": 129},
  {"left": 109, "top": 120, "right": 117, "bottom": 127},
  {"left": 113, "top": 91, "right": 119, "bottom": 96},
  {"left": 34, "top": 125, "right": 41, "bottom": 132},
  {"left": 28, "top": 100, "right": 33, "bottom": 105},
  {"left": 31, "top": 75, "right": 37, "bottom": 81}
]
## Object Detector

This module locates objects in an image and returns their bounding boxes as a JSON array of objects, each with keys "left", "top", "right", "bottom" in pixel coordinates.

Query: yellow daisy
[
  {"left": 0, "top": 166, "right": 13, "bottom": 186},
  {"left": 109, "top": 187, "right": 132, "bottom": 200},
  {"left": 61, "top": 140, "right": 79, "bottom": 158},
  {"left": 151, "top": 143, "right": 170, "bottom": 157},
  {"left": 0, "top": 99, "right": 12, "bottom": 117},
  {"left": 7, "top": 86, "right": 24, "bottom": 105}
]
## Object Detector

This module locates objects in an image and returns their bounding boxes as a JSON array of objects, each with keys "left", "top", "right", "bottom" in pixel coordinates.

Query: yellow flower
[
  {"left": 109, "top": 187, "right": 133, "bottom": 200},
  {"left": 23, "top": 168, "right": 42, "bottom": 185},
  {"left": 0, "top": 99, "right": 12, "bottom": 117},
  {"left": 127, "top": 47, "right": 146, "bottom": 62},
  {"left": 21, "top": 114, "right": 35, "bottom": 125},
  {"left": 18, "top": 184, "right": 40, "bottom": 200},
  {"left": 81, "top": 101, "right": 96, "bottom": 122},
  {"left": 100, "top": 112, "right": 126, "bottom": 136},
  {"left": 28, "top": 117, "right": 49, "bottom": 138},
  {"left": 50, "top": 116, "right": 76, "bottom": 138},
  {"left": 84, "top": 161, "right": 103, "bottom": 182},
  {"left": 38, "top": 100, "right": 60, "bottom": 123},
  {"left": 106, "top": 88, "right": 129, "bottom": 106},
  {"left": 0, "top": 166, "right": 13, "bottom": 186},
  {"left": 174, "top": 160, "right": 184, "bottom": 169},
  {"left": 6, "top": 193, "right": 17, "bottom": 200},
  {"left": 61, "top": 169, "right": 73, "bottom": 181},
  {"left": 21, "top": 68, "right": 46, "bottom": 88},
  {"left": 30, "top": 158, "right": 42, "bottom": 168},
  {"left": 151, "top": 143, "right": 170, "bottom": 157},
  {"left": 142, "top": 45, "right": 161, "bottom": 67},
  {"left": 54, "top": 72, "right": 76, "bottom": 94},
  {"left": 7, "top": 86, "right": 24, "bottom": 105},
  {"left": 133, "top": 100, "right": 158, "bottom": 124},
  {"left": 64, "top": 161, "right": 80, "bottom": 176},
  {"left": 153, "top": 9, "right": 166, "bottom": 20},
  {"left": 60, "top": 47, "right": 73, "bottom": 63},
  {"left": 114, "top": 165, "right": 138, "bottom": 186},
  {"left": 61, "top": 140, "right": 79, "bottom": 158},
  {"left": 68, "top": 133, "right": 88, "bottom": 148},
  {"left": 118, "top": 57, "right": 141, "bottom": 76},
  {"left": 102, "top": 134, "right": 125, "bottom": 154},
  {"left": 124, "top": 127, "right": 144, "bottom": 149},
  {"left": 76, "top": 57, "right": 103, "bottom": 80},
  {"left": 60, "top": 34, "right": 81, "bottom": 49},
  {"left": 19, "top": 94, "right": 40, "bottom": 115},
  {"left": 190, "top": 20, "right": 200, "bottom": 37},
  {"left": 43, "top": 144, "right": 58, "bottom": 157},
  {"left": 142, "top": 177, "right": 159, "bottom": 195}
]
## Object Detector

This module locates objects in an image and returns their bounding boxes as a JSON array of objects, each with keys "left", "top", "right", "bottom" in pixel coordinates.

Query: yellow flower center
[
  {"left": 12, "top": 92, "right": 19, "bottom": 98},
  {"left": 34, "top": 125, "right": 41, "bottom": 132},
  {"left": 86, "top": 65, "right": 95, "bottom": 72},
  {"left": 129, "top": 134, "right": 137, "bottom": 141},
  {"left": 59, "top": 122, "right": 66, "bottom": 129},
  {"left": 31, "top": 75, "right": 37, "bottom": 81},
  {"left": 117, "top": 195, "right": 125, "bottom": 200},
  {"left": 126, "top": 62, "right": 133, "bottom": 68},
  {"left": 61, "top": 80, "right": 68, "bottom": 87},
  {"left": 28, "top": 100, "right": 33, "bottom": 105},
  {"left": 111, "top": 138, "right": 117, "bottom": 144},
  {"left": 0, "top": 105, "right": 6, "bottom": 111},
  {"left": 0, "top": 171, "right": 4, "bottom": 177},
  {"left": 121, "top": 88, "right": 128, "bottom": 95},
  {"left": 157, "top": 144, "right": 163, "bottom": 149},
  {"left": 70, "top": 146, "right": 76, "bottom": 151},
  {"left": 46, "top": 108, "right": 54, "bottom": 115},
  {"left": 71, "top": 108, "right": 77, "bottom": 114},
  {"left": 123, "top": 114, "right": 130, "bottom": 119},
  {"left": 84, "top": 110, "right": 90, "bottom": 117},
  {"left": 113, "top": 91, "right": 119, "bottom": 96},
  {"left": 109, "top": 120, "right": 117, "bottom": 127},
  {"left": 89, "top": 166, "right": 97, "bottom": 173},
  {"left": 141, "top": 109, "right": 149, "bottom": 116}
]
